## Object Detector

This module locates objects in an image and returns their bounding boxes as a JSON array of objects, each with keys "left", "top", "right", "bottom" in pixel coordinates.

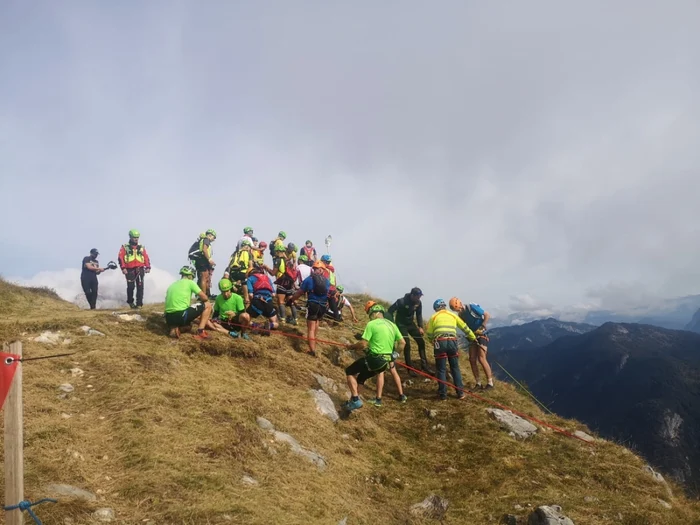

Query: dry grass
[{"left": 1, "top": 281, "right": 699, "bottom": 524}]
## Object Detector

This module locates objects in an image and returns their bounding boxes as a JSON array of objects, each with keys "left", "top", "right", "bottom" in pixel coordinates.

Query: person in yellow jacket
[{"left": 425, "top": 298, "right": 477, "bottom": 400}]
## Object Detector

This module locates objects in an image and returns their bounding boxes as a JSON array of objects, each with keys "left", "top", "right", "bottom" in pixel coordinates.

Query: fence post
[{"left": 4, "top": 341, "right": 24, "bottom": 525}]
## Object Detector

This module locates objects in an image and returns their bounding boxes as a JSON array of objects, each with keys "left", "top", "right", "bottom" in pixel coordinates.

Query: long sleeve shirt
[
  {"left": 426, "top": 309, "right": 476, "bottom": 342},
  {"left": 387, "top": 294, "right": 424, "bottom": 327}
]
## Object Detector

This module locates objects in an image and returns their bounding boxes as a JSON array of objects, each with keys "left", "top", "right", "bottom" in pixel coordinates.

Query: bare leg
[
  {"left": 307, "top": 320, "right": 317, "bottom": 353},
  {"left": 207, "top": 320, "right": 230, "bottom": 334},
  {"left": 238, "top": 312, "right": 251, "bottom": 333},
  {"left": 477, "top": 346, "right": 493, "bottom": 382},
  {"left": 268, "top": 315, "right": 279, "bottom": 330},
  {"left": 347, "top": 374, "right": 359, "bottom": 397},
  {"left": 389, "top": 363, "right": 404, "bottom": 396},
  {"left": 198, "top": 303, "right": 213, "bottom": 330},
  {"left": 469, "top": 344, "right": 481, "bottom": 385},
  {"left": 376, "top": 372, "right": 385, "bottom": 399}
]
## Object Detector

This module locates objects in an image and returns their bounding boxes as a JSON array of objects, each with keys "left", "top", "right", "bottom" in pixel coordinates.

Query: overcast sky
[{"left": 2, "top": 1, "right": 699, "bottom": 313}]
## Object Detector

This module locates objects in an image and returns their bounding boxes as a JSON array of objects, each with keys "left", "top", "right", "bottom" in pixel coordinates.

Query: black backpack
[{"left": 311, "top": 273, "right": 328, "bottom": 296}]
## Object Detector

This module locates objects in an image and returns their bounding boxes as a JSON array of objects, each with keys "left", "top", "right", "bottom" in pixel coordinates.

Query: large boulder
[
  {"left": 486, "top": 409, "right": 538, "bottom": 439},
  {"left": 409, "top": 494, "right": 449, "bottom": 521},
  {"left": 256, "top": 417, "right": 327, "bottom": 471},
  {"left": 308, "top": 389, "right": 340, "bottom": 423}
]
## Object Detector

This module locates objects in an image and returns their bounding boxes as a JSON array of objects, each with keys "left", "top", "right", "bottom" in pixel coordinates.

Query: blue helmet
[
  {"left": 433, "top": 298, "right": 446, "bottom": 311},
  {"left": 321, "top": 254, "right": 332, "bottom": 263}
]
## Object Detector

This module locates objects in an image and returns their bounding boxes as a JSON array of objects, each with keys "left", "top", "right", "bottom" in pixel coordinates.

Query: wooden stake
[{"left": 4, "top": 341, "right": 24, "bottom": 525}]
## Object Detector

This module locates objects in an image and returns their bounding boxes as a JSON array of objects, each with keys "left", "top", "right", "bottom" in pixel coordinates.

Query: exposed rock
[
  {"left": 486, "top": 408, "right": 538, "bottom": 439},
  {"left": 409, "top": 494, "right": 449, "bottom": 521},
  {"left": 425, "top": 409, "right": 438, "bottom": 419},
  {"left": 256, "top": 417, "right": 327, "bottom": 470},
  {"left": 583, "top": 496, "right": 598, "bottom": 503},
  {"left": 80, "top": 326, "right": 105, "bottom": 336},
  {"left": 92, "top": 508, "right": 115, "bottom": 522},
  {"left": 660, "top": 410, "right": 683, "bottom": 447},
  {"left": 45, "top": 483, "right": 97, "bottom": 501},
  {"left": 573, "top": 431, "right": 595, "bottom": 443},
  {"left": 113, "top": 313, "right": 145, "bottom": 322},
  {"left": 527, "top": 505, "right": 574, "bottom": 525},
  {"left": 309, "top": 389, "right": 340, "bottom": 423},
  {"left": 70, "top": 368, "right": 84, "bottom": 377},
  {"left": 514, "top": 504, "right": 524, "bottom": 511},
  {"left": 657, "top": 498, "right": 672, "bottom": 509},
  {"left": 256, "top": 417, "right": 275, "bottom": 431},
  {"left": 338, "top": 518, "right": 348, "bottom": 525},
  {"left": 642, "top": 465, "right": 665, "bottom": 483},
  {"left": 34, "top": 331, "right": 63, "bottom": 344},
  {"left": 241, "top": 475, "right": 258, "bottom": 486},
  {"left": 312, "top": 373, "right": 340, "bottom": 394},
  {"left": 59, "top": 384, "right": 75, "bottom": 393}
]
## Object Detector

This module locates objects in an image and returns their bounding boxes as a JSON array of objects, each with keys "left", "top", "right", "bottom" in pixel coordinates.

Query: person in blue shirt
[
  {"left": 245, "top": 266, "right": 279, "bottom": 333},
  {"left": 288, "top": 261, "right": 329, "bottom": 356}
]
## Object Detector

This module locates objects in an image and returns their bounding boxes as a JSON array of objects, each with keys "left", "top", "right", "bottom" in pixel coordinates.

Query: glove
[{"left": 353, "top": 333, "right": 363, "bottom": 341}]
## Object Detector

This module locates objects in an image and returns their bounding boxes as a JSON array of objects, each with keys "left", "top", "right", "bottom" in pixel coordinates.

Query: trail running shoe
[
  {"left": 438, "top": 395, "right": 447, "bottom": 401},
  {"left": 485, "top": 384, "right": 494, "bottom": 390},
  {"left": 367, "top": 398, "right": 383, "bottom": 407},
  {"left": 457, "top": 392, "right": 466, "bottom": 400},
  {"left": 241, "top": 333, "right": 250, "bottom": 341},
  {"left": 398, "top": 395, "right": 408, "bottom": 403},
  {"left": 193, "top": 330, "right": 210, "bottom": 340},
  {"left": 343, "top": 399, "right": 363, "bottom": 411},
  {"left": 229, "top": 331, "right": 240, "bottom": 338}
]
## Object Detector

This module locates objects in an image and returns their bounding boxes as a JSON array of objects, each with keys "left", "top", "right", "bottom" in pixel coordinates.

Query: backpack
[
  {"left": 311, "top": 273, "right": 329, "bottom": 296},
  {"left": 464, "top": 303, "right": 486, "bottom": 331},
  {"left": 252, "top": 274, "right": 274, "bottom": 294},
  {"left": 188, "top": 238, "right": 204, "bottom": 262}
]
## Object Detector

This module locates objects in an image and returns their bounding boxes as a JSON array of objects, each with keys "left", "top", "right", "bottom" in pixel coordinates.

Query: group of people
[{"left": 81, "top": 228, "right": 494, "bottom": 405}]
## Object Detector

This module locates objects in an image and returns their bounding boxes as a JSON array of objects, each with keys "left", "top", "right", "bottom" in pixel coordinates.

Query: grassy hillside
[{"left": 1, "top": 280, "right": 699, "bottom": 524}]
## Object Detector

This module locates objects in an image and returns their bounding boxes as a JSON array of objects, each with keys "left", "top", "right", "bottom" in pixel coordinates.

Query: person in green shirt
[
  {"left": 164, "top": 266, "right": 212, "bottom": 340},
  {"left": 344, "top": 303, "right": 407, "bottom": 411},
  {"left": 207, "top": 279, "right": 251, "bottom": 340}
]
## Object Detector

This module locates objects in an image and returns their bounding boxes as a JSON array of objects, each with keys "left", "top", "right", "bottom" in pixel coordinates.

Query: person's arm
[
  {"left": 456, "top": 313, "right": 477, "bottom": 342},
  {"left": 142, "top": 246, "right": 151, "bottom": 271},
  {"left": 416, "top": 301, "right": 424, "bottom": 329},
  {"left": 387, "top": 299, "right": 399, "bottom": 322},
  {"left": 425, "top": 315, "right": 435, "bottom": 342},
  {"left": 118, "top": 246, "right": 127, "bottom": 274},
  {"left": 481, "top": 311, "right": 490, "bottom": 330},
  {"left": 84, "top": 259, "right": 102, "bottom": 273},
  {"left": 347, "top": 302, "right": 358, "bottom": 322}
]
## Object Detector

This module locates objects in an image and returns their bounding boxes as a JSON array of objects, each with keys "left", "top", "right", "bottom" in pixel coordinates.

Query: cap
[
  {"left": 90, "top": 248, "right": 99, "bottom": 255},
  {"left": 410, "top": 287, "right": 423, "bottom": 296}
]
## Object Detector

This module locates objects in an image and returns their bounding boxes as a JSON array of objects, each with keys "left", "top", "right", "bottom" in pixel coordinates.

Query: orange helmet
[
  {"left": 364, "top": 300, "right": 377, "bottom": 314},
  {"left": 449, "top": 297, "right": 464, "bottom": 311},
  {"left": 312, "top": 260, "right": 326, "bottom": 269}
]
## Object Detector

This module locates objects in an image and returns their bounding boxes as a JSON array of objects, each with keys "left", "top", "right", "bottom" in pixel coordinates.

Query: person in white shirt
[
  {"left": 236, "top": 226, "right": 255, "bottom": 252},
  {"left": 296, "top": 255, "right": 312, "bottom": 285}
]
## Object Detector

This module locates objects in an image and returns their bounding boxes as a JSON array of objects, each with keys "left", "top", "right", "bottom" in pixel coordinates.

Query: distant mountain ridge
[
  {"left": 685, "top": 307, "right": 700, "bottom": 333},
  {"left": 488, "top": 318, "right": 595, "bottom": 353},
  {"left": 491, "top": 322, "right": 700, "bottom": 495}
]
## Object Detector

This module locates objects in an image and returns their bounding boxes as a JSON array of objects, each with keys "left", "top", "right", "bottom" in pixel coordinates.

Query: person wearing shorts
[
  {"left": 164, "top": 266, "right": 212, "bottom": 340},
  {"left": 449, "top": 297, "right": 494, "bottom": 389},
  {"left": 288, "top": 260, "right": 329, "bottom": 356},
  {"left": 208, "top": 278, "right": 251, "bottom": 339},
  {"left": 245, "top": 267, "right": 279, "bottom": 334},
  {"left": 343, "top": 303, "right": 407, "bottom": 411}
]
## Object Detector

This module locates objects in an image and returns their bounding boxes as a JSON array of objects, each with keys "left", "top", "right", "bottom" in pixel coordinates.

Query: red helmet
[{"left": 259, "top": 241, "right": 268, "bottom": 249}]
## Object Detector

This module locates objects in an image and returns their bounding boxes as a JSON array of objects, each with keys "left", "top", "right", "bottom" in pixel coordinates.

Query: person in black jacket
[
  {"left": 81, "top": 248, "right": 106, "bottom": 309},
  {"left": 388, "top": 287, "right": 434, "bottom": 375}
]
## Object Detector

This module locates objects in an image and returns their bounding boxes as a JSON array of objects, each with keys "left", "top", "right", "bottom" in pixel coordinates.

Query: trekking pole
[{"left": 495, "top": 361, "right": 554, "bottom": 415}]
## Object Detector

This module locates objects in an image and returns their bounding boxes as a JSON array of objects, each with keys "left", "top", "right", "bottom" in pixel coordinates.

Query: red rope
[{"left": 213, "top": 319, "right": 594, "bottom": 445}]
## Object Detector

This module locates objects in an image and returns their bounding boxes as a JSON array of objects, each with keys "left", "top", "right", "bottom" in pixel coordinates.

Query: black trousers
[
  {"left": 81, "top": 275, "right": 98, "bottom": 309},
  {"left": 398, "top": 323, "right": 429, "bottom": 368},
  {"left": 327, "top": 294, "right": 341, "bottom": 320},
  {"left": 125, "top": 267, "right": 145, "bottom": 306}
]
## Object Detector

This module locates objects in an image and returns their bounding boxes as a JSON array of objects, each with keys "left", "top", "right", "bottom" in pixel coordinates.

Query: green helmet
[
  {"left": 299, "top": 254, "right": 309, "bottom": 262},
  {"left": 243, "top": 226, "right": 253, "bottom": 234},
  {"left": 278, "top": 231, "right": 287, "bottom": 239},
  {"left": 179, "top": 265, "right": 195, "bottom": 277},
  {"left": 218, "top": 279, "right": 233, "bottom": 292},
  {"left": 129, "top": 229, "right": 140, "bottom": 238},
  {"left": 369, "top": 304, "right": 385, "bottom": 314},
  {"left": 337, "top": 285, "right": 344, "bottom": 293},
  {"left": 241, "top": 239, "right": 253, "bottom": 247},
  {"left": 206, "top": 229, "right": 217, "bottom": 238}
]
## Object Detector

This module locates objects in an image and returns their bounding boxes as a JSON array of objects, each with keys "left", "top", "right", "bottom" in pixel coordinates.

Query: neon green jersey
[
  {"left": 165, "top": 279, "right": 201, "bottom": 313},
  {"left": 361, "top": 318, "right": 402, "bottom": 357},
  {"left": 214, "top": 293, "right": 245, "bottom": 321}
]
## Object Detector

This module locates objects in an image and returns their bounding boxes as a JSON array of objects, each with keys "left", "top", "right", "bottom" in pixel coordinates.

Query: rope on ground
[
  {"left": 4, "top": 498, "right": 57, "bottom": 525},
  {"left": 208, "top": 320, "right": 594, "bottom": 446},
  {"left": 495, "top": 361, "right": 554, "bottom": 416}
]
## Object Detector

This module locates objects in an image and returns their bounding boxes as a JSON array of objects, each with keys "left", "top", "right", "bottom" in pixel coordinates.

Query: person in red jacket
[{"left": 118, "top": 229, "right": 151, "bottom": 309}]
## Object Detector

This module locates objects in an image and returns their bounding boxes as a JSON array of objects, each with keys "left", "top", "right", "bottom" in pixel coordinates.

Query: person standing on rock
[
  {"left": 426, "top": 298, "right": 477, "bottom": 400},
  {"left": 388, "top": 287, "right": 433, "bottom": 376},
  {"left": 118, "top": 229, "right": 151, "bottom": 309},
  {"left": 81, "top": 248, "right": 106, "bottom": 309},
  {"left": 344, "top": 303, "right": 407, "bottom": 411},
  {"left": 449, "top": 297, "right": 494, "bottom": 390}
]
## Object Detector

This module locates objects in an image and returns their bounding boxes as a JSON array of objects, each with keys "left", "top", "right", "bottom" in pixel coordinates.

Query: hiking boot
[
  {"left": 343, "top": 398, "right": 363, "bottom": 411},
  {"left": 289, "top": 318, "right": 298, "bottom": 326},
  {"left": 438, "top": 395, "right": 447, "bottom": 401},
  {"left": 129, "top": 303, "right": 137, "bottom": 309},
  {"left": 457, "top": 392, "right": 466, "bottom": 400},
  {"left": 193, "top": 330, "right": 210, "bottom": 340},
  {"left": 471, "top": 383, "right": 483, "bottom": 391},
  {"left": 421, "top": 366, "right": 435, "bottom": 376},
  {"left": 241, "top": 333, "right": 251, "bottom": 341},
  {"left": 408, "top": 369, "right": 418, "bottom": 377},
  {"left": 367, "top": 398, "right": 383, "bottom": 407},
  {"left": 306, "top": 350, "right": 317, "bottom": 357},
  {"left": 398, "top": 394, "right": 408, "bottom": 403},
  {"left": 484, "top": 383, "right": 494, "bottom": 390},
  {"left": 229, "top": 330, "right": 240, "bottom": 338}
]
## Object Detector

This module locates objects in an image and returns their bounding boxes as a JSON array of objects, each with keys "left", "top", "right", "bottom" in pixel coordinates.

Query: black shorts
[
  {"left": 214, "top": 314, "right": 243, "bottom": 331},
  {"left": 275, "top": 275, "right": 295, "bottom": 295},
  {"left": 247, "top": 296, "right": 277, "bottom": 318},
  {"left": 165, "top": 303, "right": 205, "bottom": 327},
  {"left": 306, "top": 302, "right": 327, "bottom": 321},
  {"left": 345, "top": 355, "right": 390, "bottom": 385}
]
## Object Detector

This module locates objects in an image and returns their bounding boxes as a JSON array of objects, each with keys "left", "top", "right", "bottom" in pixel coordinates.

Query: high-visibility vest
[{"left": 123, "top": 244, "right": 146, "bottom": 264}]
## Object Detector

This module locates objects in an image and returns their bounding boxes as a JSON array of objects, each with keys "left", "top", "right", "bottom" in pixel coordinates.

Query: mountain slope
[
  {"left": 684, "top": 307, "right": 700, "bottom": 333},
  {"left": 496, "top": 322, "right": 700, "bottom": 495},
  {"left": 488, "top": 318, "right": 596, "bottom": 354},
  {"left": 1, "top": 282, "right": 699, "bottom": 524}
]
